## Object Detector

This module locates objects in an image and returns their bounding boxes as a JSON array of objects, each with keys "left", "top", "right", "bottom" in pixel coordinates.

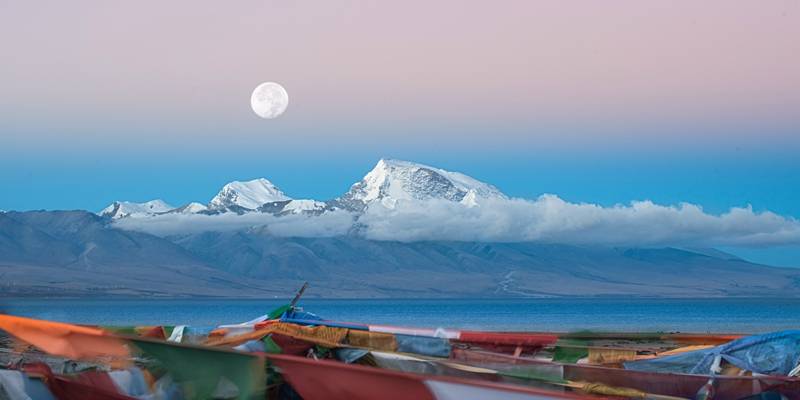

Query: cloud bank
[
  {"left": 360, "top": 195, "right": 800, "bottom": 246},
  {"left": 114, "top": 210, "right": 355, "bottom": 238},
  {"left": 113, "top": 194, "right": 800, "bottom": 247}
]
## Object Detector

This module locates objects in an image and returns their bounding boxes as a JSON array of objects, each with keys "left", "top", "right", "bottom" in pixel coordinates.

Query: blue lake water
[{"left": 2, "top": 298, "right": 799, "bottom": 333}]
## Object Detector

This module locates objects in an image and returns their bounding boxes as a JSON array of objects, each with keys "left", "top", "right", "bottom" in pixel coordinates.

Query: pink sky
[{"left": 0, "top": 0, "right": 797, "bottom": 150}]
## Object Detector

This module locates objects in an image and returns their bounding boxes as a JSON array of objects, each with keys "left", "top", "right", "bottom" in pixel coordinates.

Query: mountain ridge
[
  {"left": 4, "top": 159, "right": 799, "bottom": 298},
  {"left": 98, "top": 158, "right": 506, "bottom": 218},
  {"left": 1, "top": 209, "right": 799, "bottom": 298}
]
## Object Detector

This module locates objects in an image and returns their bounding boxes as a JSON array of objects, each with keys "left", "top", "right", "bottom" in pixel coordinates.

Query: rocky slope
[{"left": 1, "top": 210, "right": 798, "bottom": 298}]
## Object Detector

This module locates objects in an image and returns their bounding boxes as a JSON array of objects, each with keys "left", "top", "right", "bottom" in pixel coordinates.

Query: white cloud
[
  {"left": 114, "top": 194, "right": 800, "bottom": 247},
  {"left": 113, "top": 210, "right": 355, "bottom": 237}
]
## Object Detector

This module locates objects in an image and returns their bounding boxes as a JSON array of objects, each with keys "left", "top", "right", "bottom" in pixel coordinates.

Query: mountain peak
[
  {"left": 208, "top": 178, "right": 290, "bottom": 211},
  {"left": 338, "top": 158, "right": 506, "bottom": 210},
  {"left": 99, "top": 160, "right": 507, "bottom": 218},
  {"left": 171, "top": 202, "right": 208, "bottom": 214},
  {"left": 99, "top": 199, "right": 174, "bottom": 219}
]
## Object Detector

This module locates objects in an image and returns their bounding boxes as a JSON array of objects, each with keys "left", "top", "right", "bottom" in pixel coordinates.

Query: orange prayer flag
[{"left": 0, "top": 314, "right": 129, "bottom": 360}]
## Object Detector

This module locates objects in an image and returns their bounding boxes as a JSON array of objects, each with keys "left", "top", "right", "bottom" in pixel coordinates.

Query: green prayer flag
[
  {"left": 101, "top": 326, "right": 139, "bottom": 335},
  {"left": 497, "top": 365, "right": 567, "bottom": 384},
  {"left": 552, "top": 339, "right": 589, "bottom": 363},
  {"left": 132, "top": 338, "right": 266, "bottom": 400},
  {"left": 267, "top": 304, "right": 291, "bottom": 319},
  {"left": 262, "top": 336, "right": 282, "bottom": 354}
]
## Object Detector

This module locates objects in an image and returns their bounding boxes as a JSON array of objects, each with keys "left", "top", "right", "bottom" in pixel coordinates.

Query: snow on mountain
[
  {"left": 256, "top": 199, "right": 328, "bottom": 216},
  {"left": 283, "top": 199, "right": 327, "bottom": 214},
  {"left": 102, "top": 160, "right": 505, "bottom": 220},
  {"left": 88, "top": 159, "right": 800, "bottom": 252},
  {"left": 170, "top": 202, "right": 208, "bottom": 214},
  {"left": 336, "top": 159, "right": 506, "bottom": 210},
  {"left": 208, "top": 178, "right": 290, "bottom": 211},
  {"left": 99, "top": 200, "right": 174, "bottom": 219},
  {"left": 460, "top": 190, "right": 479, "bottom": 208}
]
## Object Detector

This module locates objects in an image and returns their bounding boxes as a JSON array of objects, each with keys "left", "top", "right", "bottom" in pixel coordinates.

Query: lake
[{"left": 2, "top": 298, "right": 798, "bottom": 333}]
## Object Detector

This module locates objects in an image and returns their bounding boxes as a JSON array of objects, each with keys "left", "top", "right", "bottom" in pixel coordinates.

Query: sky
[{"left": 1, "top": 1, "right": 798, "bottom": 265}]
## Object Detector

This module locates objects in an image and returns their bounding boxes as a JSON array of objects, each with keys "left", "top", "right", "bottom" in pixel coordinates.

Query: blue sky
[{"left": 2, "top": 143, "right": 797, "bottom": 217}]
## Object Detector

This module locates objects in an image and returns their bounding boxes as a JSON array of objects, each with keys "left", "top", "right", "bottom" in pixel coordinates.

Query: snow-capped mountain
[
  {"left": 21, "top": 159, "right": 800, "bottom": 298},
  {"left": 170, "top": 202, "right": 208, "bottom": 214},
  {"left": 99, "top": 200, "right": 174, "bottom": 219},
  {"left": 101, "top": 159, "right": 506, "bottom": 219},
  {"left": 257, "top": 199, "right": 328, "bottom": 216},
  {"left": 281, "top": 199, "right": 328, "bottom": 215},
  {"left": 208, "top": 178, "right": 290, "bottom": 212},
  {"left": 335, "top": 159, "right": 507, "bottom": 210}
]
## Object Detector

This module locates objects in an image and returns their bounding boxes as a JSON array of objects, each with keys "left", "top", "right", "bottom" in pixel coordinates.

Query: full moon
[{"left": 250, "top": 82, "right": 288, "bottom": 119}]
